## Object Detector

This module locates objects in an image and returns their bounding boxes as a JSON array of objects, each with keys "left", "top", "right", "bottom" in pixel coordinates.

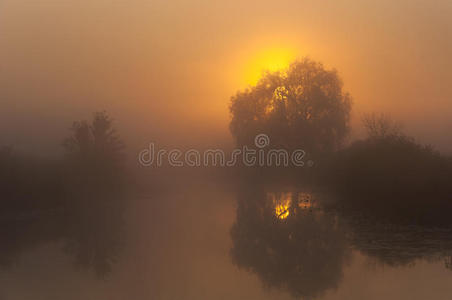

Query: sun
[{"left": 244, "top": 48, "right": 296, "bottom": 85}]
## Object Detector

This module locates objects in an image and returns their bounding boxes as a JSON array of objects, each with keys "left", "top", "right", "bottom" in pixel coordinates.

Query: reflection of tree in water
[
  {"left": 342, "top": 212, "right": 452, "bottom": 270},
  {"left": 230, "top": 186, "right": 350, "bottom": 299},
  {"left": 231, "top": 185, "right": 452, "bottom": 298},
  {"left": 62, "top": 201, "right": 125, "bottom": 277},
  {"left": 0, "top": 200, "right": 125, "bottom": 277}
]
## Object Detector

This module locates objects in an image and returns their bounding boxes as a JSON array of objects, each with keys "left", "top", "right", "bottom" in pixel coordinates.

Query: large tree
[{"left": 230, "top": 58, "right": 352, "bottom": 154}]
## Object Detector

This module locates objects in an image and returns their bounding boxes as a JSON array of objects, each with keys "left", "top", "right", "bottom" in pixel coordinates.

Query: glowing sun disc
[{"left": 245, "top": 48, "right": 296, "bottom": 85}]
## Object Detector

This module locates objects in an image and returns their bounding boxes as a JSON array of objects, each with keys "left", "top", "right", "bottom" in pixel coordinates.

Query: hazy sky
[{"left": 1, "top": 0, "right": 451, "bottom": 153}]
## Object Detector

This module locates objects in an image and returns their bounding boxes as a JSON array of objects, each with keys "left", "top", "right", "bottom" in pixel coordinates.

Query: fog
[
  {"left": 2, "top": 2, "right": 452, "bottom": 298},
  {"left": 1, "top": 0, "right": 452, "bottom": 155}
]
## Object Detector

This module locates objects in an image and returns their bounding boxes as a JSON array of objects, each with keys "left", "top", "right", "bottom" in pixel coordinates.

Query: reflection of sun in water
[
  {"left": 269, "top": 192, "right": 292, "bottom": 220},
  {"left": 268, "top": 192, "right": 315, "bottom": 220},
  {"left": 275, "top": 202, "right": 290, "bottom": 220},
  {"left": 245, "top": 48, "right": 296, "bottom": 85}
]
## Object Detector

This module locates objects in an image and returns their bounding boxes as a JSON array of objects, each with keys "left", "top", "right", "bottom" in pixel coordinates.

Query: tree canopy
[
  {"left": 230, "top": 58, "right": 352, "bottom": 155},
  {"left": 63, "top": 111, "right": 124, "bottom": 168}
]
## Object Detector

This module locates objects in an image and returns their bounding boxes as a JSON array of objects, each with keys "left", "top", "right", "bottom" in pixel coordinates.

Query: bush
[{"left": 328, "top": 135, "right": 452, "bottom": 225}]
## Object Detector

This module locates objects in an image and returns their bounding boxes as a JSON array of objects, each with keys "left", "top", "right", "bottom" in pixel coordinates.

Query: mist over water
[
  {"left": 2, "top": 175, "right": 452, "bottom": 300},
  {"left": 1, "top": 0, "right": 452, "bottom": 299}
]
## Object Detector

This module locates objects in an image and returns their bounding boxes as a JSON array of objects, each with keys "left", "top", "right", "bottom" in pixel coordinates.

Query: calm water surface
[{"left": 1, "top": 178, "right": 452, "bottom": 300}]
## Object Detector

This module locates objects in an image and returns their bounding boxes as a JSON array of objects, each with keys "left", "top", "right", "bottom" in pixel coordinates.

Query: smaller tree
[
  {"left": 362, "top": 113, "right": 402, "bottom": 139},
  {"left": 63, "top": 112, "right": 125, "bottom": 204},
  {"left": 64, "top": 111, "right": 124, "bottom": 165}
]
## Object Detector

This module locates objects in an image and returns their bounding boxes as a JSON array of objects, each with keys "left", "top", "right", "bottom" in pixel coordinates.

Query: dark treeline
[
  {"left": 1, "top": 111, "right": 126, "bottom": 212},
  {"left": 0, "top": 147, "right": 65, "bottom": 212},
  {"left": 0, "top": 111, "right": 126, "bottom": 276},
  {"left": 325, "top": 113, "right": 452, "bottom": 225}
]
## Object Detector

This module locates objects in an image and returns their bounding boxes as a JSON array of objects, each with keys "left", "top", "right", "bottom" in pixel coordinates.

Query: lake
[{"left": 1, "top": 175, "right": 452, "bottom": 300}]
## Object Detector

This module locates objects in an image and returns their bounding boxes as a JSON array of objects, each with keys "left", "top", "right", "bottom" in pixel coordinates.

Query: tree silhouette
[
  {"left": 230, "top": 58, "right": 352, "bottom": 155},
  {"left": 63, "top": 111, "right": 124, "bottom": 168},
  {"left": 362, "top": 112, "right": 402, "bottom": 139},
  {"left": 62, "top": 111, "right": 126, "bottom": 210},
  {"left": 328, "top": 114, "right": 452, "bottom": 225}
]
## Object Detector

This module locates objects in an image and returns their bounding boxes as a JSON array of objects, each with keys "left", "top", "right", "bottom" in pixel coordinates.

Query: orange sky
[{"left": 1, "top": 0, "right": 451, "bottom": 153}]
